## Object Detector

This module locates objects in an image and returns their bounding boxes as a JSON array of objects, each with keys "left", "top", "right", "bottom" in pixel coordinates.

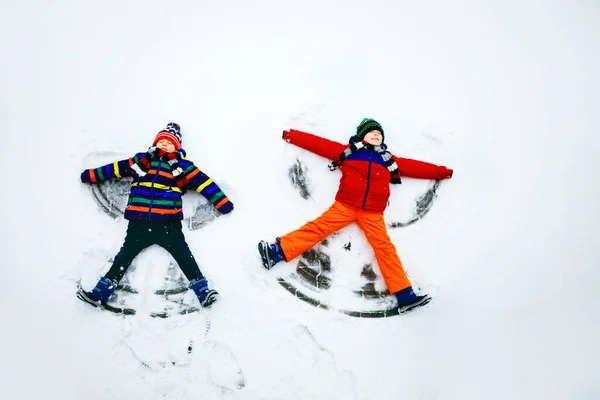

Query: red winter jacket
[{"left": 283, "top": 129, "right": 453, "bottom": 213}]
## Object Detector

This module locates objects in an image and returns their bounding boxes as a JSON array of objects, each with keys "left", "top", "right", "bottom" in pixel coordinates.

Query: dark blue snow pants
[{"left": 104, "top": 220, "right": 204, "bottom": 284}]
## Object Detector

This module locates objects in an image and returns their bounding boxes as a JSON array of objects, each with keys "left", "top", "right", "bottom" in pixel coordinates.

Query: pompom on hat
[
  {"left": 355, "top": 118, "right": 384, "bottom": 142},
  {"left": 153, "top": 122, "right": 182, "bottom": 150}
]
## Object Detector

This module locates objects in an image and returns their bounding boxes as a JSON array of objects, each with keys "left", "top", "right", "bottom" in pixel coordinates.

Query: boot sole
[
  {"left": 398, "top": 295, "right": 432, "bottom": 314},
  {"left": 258, "top": 241, "right": 274, "bottom": 270},
  {"left": 199, "top": 289, "right": 219, "bottom": 308},
  {"left": 76, "top": 288, "right": 102, "bottom": 308},
  {"left": 76, "top": 288, "right": 136, "bottom": 315}
]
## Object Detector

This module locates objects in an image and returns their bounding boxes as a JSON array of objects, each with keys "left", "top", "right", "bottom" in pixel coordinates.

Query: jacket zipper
[
  {"left": 148, "top": 160, "right": 160, "bottom": 219},
  {"left": 172, "top": 170, "right": 177, "bottom": 209},
  {"left": 361, "top": 152, "right": 373, "bottom": 209}
]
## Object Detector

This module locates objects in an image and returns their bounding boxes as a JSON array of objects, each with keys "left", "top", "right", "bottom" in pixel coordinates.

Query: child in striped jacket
[{"left": 77, "top": 123, "right": 233, "bottom": 309}]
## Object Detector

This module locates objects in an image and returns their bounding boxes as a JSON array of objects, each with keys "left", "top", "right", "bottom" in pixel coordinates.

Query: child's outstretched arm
[
  {"left": 184, "top": 163, "right": 234, "bottom": 214},
  {"left": 283, "top": 129, "right": 347, "bottom": 160},
  {"left": 393, "top": 155, "right": 454, "bottom": 180},
  {"left": 80, "top": 153, "right": 145, "bottom": 184}
]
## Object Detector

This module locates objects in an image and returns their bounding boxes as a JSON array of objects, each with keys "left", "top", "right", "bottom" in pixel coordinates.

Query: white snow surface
[{"left": 2, "top": 1, "right": 600, "bottom": 399}]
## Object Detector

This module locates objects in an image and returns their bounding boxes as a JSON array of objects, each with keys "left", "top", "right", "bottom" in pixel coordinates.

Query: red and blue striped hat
[{"left": 153, "top": 122, "right": 182, "bottom": 150}]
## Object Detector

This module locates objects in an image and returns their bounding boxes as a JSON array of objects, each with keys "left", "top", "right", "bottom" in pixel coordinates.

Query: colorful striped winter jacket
[
  {"left": 81, "top": 152, "right": 233, "bottom": 221},
  {"left": 283, "top": 129, "right": 452, "bottom": 213}
]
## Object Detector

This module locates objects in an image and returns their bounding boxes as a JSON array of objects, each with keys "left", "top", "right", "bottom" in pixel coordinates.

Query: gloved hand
[
  {"left": 80, "top": 170, "right": 92, "bottom": 184},
  {"left": 218, "top": 200, "right": 234, "bottom": 214},
  {"left": 437, "top": 167, "right": 453, "bottom": 180},
  {"left": 282, "top": 130, "right": 290, "bottom": 141}
]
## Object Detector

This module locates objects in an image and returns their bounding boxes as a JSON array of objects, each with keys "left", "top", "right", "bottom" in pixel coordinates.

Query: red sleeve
[
  {"left": 393, "top": 155, "right": 453, "bottom": 180},
  {"left": 283, "top": 129, "right": 347, "bottom": 160}
]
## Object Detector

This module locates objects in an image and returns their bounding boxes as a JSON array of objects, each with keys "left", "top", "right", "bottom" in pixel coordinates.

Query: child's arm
[
  {"left": 393, "top": 155, "right": 454, "bottom": 180},
  {"left": 80, "top": 153, "right": 144, "bottom": 184},
  {"left": 184, "top": 163, "right": 234, "bottom": 214},
  {"left": 283, "top": 129, "right": 347, "bottom": 160}
]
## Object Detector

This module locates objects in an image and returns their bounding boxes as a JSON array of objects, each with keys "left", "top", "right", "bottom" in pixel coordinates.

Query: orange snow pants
[{"left": 279, "top": 201, "right": 411, "bottom": 294}]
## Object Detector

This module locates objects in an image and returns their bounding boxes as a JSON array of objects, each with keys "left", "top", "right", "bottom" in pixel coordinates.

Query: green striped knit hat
[{"left": 356, "top": 118, "right": 384, "bottom": 142}]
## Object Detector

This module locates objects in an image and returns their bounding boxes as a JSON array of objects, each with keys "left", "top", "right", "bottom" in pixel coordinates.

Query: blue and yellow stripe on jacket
[{"left": 81, "top": 152, "right": 233, "bottom": 221}]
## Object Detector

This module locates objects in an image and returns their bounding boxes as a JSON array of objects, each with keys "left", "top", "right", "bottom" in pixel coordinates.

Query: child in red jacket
[{"left": 258, "top": 118, "right": 453, "bottom": 313}]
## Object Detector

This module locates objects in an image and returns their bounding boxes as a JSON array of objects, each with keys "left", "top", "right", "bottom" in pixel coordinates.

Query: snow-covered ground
[{"left": 2, "top": 1, "right": 599, "bottom": 399}]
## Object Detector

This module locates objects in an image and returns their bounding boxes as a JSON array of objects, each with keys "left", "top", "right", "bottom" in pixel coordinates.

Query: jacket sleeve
[
  {"left": 184, "top": 162, "right": 234, "bottom": 214},
  {"left": 80, "top": 153, "right": 142, "bottom": 184},
  {"left": 283, "top": 129, "right": 348, "bottom": 160},
  {"left": 393, "top": 155, "right": 453, "bottom": 180}
]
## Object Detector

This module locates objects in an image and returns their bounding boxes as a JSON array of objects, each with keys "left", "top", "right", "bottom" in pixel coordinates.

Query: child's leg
[
  {"left": 356, "top": 210, "right": 412, "bottom": 294},
  {"left": 104, "top": 221, "right": 154, "bottom": 284},
  {"left": 157, "top": 220, "right": 205, "bottom": 282},
  {"left": 279, "top": 201, "right": 356, "bottom": 261},
  {"left": 158, "top": 221, "right": 218, "bottom": 307}
]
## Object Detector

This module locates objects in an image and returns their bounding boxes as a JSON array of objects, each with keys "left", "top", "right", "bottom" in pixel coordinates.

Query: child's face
[
  {"left": 363, "top": 130, "right": 383, "bottom": 146},
  {"left": 156, "top": 138, "right": 176, "bottom": 152}
]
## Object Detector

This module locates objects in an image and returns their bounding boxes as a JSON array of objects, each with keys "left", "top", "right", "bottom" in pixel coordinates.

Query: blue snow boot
[
  {"left": 76, "top": 277, "right": 116, "bottom": 308},
  {"left": 258, "top": 237, "right": 286, "bottom": 270},
  {"left": 394, "top": 286, "right": 432, "bottom": 314},
  {"left": 190, "top": 279, "right": 219, "bottom": 308}
]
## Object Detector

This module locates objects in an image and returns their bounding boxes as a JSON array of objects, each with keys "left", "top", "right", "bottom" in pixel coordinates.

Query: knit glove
[
  {"left": 437, "top": 167, "right": 453, "bottom": 179},
  {"left": 80, "top": 170, "right": 92, "bottom": 184},
  {"left": 217, "top": 200, "right": 234, "bottom": 214}
]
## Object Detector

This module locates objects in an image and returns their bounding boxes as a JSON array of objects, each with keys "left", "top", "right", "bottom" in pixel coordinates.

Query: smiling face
[
  {"left": 363, "top": 130, "right": 383, "bottom": 146},
  {"left": 156, "top": 138, "right": 176, "bottom": 152}
]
